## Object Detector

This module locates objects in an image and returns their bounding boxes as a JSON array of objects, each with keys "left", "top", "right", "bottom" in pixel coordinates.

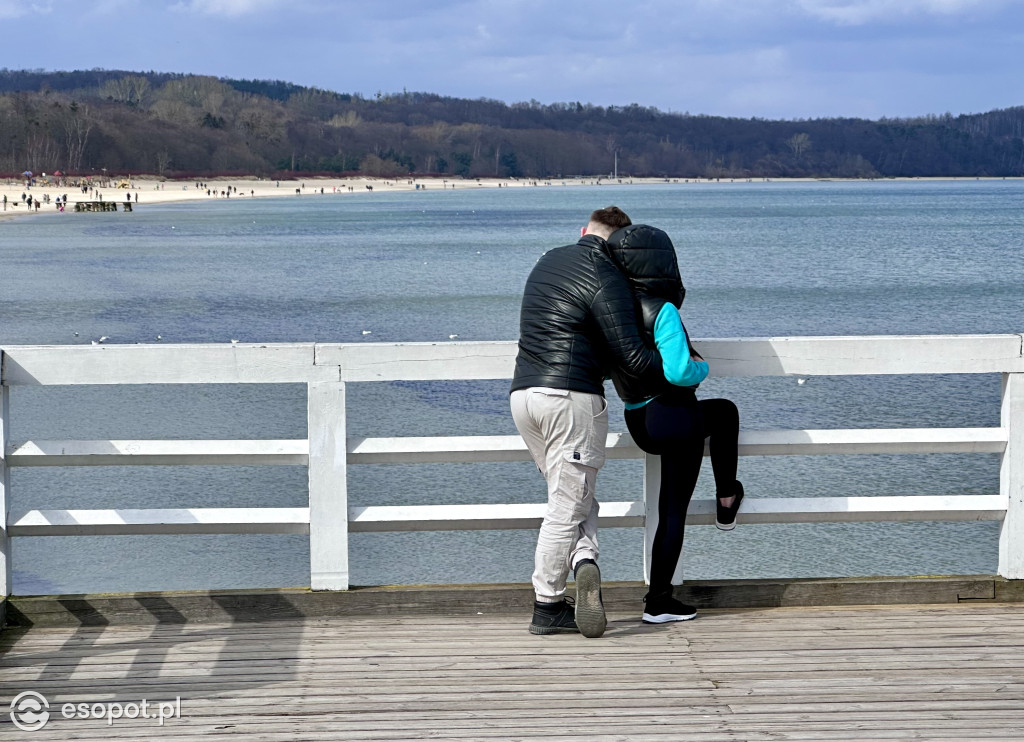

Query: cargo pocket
[{"left": 563, "top": 393, "right": 608, "bottom": 470}]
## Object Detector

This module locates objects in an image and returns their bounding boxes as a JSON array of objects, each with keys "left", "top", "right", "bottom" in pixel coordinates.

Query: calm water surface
[{"left": 1, "top": 180, "right": 1022, "bottom": 593}]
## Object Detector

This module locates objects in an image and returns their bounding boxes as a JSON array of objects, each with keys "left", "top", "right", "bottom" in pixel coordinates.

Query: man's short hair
[{"left": 589, "top": 206, "right": 632, "bottom": 231}]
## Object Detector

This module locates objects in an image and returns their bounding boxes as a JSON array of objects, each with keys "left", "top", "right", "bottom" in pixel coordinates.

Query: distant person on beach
[
  {"left": 511, "top": 206, "right": 667, "bottom": 638},
  {"left": 604, "top": 224, "right": 743, "bottom": 624}
]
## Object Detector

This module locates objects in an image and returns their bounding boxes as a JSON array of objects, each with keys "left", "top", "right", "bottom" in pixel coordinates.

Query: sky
[{"left": 1, "top": 0, "right": 1021, "bottom": 120}]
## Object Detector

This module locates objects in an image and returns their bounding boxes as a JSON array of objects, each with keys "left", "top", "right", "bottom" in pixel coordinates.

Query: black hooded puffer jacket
[
  {"left": 511, "top": 234, "right": 666, "bottom": 397},
  {"left": 605, "top": 224, "right": 698, "bottom": 405}
]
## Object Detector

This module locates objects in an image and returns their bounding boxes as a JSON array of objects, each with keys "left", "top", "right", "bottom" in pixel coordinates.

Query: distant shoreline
[{"left": 2, "top": 174, "right": 1020, "bottom": 223}]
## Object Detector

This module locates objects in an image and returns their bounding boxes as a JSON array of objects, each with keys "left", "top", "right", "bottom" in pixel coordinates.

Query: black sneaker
[
  {"left": 716, "top": 480, "right": 745, "bottom": 531},
  {"left": 642, "top": 591, "right": 697, "bottom": 624},
  {"left": 574, "top": 560, "right": 607, "bottom": 638},
  {"left": 529, "top": 598, "right": 579, "bottom": 635}
]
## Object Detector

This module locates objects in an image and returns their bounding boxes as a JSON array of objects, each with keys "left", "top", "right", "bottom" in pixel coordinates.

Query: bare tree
[
  {"left": 128, "top": 75, "right": 151, "bottom": 107},
  {"left": 156, "top": 148, "right": 171, "bottom": 175},
  {"left": 787, "top": 132, "right": 811, "bottom": 158},
  {"left": 62, "top": 102, "right": 93, "bottom": 173}
]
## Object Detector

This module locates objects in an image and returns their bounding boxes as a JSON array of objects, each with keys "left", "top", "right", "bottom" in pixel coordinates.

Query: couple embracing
[{"left": 510, "top": 206, "right": 743, "bottom": 638}]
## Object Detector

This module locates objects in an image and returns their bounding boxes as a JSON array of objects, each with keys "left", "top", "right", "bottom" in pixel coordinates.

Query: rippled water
[{"left": 2, "top": 180, "right": 1022, "bottom": 594}]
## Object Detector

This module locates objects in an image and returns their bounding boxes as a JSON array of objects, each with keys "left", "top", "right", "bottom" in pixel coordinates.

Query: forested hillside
[{"left": 2, "top": 69, "right": 1021, "bottom": 179}]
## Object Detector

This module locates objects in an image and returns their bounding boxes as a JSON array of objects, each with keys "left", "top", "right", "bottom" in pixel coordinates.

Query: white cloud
[
  {"left": 0, "top": 0, "right": 52, "bottom": 18},
  {"left": 170, "top": 0, "right": 286, "bottom": 17},
  {"left": 793, "top": 0, "right": 994, "bottom": 25}
]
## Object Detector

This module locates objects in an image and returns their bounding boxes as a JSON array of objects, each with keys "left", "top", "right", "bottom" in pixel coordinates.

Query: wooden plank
[
  {"left": 349, "top": 427, "right": 1006, "bottom": 466},
  {"left": 316, "top": 341, "right": 518, "bottom": 382},
  {"left": 314, "top": 335, "right": 1024, "bottom": 382},
  {"left": 5, "top": 427, "right": 1006, "bottom": 469},
  {"left": 347, "top": 431, "right": 638, "bottom": 464},
  {"left": 695, "top": 334, "right": 1024, "bottom": 377},
  {"left": 9, "top": 620, "right": 1023, "bottom": 652},
  {"left": 999, "top": 372, "right": 1024, "bottom": 578},
  {"left": 7, "top": 508, "right": 309, "bottom": 536},
  {"left": 6, "top": 439, "right": 308, "bottom": 467},
  {"left": 350, "top": 495, "right": 1006, "bottom": 532},
  {"left": 5, "top": 494, "right": 1006, "bottom": 538},
  {"left": 7, "top": 638, "right": 1023, "bottom": 670},
  {"left": 307, "top": 381, "right": 349, "bottom": 591},
  {"left": 735, "top": 427, "right": 1006, "bottom": 456},
  {"left": 348, "top": 501, "right": 645, "bottom": 532},
  {"left": 0, "top": 343, "right": 335, "bottom": 385},
  {"left": 0, "top": 383, "right": 10, "bottom": 623},
  {"left": 7, "top": 579, "right": 1013, "bottom": 630},
  {"left": 0, "top": 731, "right": 738, "bottom": 742},
  {"left": 2, "top": 336, "right": 1021, "bottom": 386},
  {"left": 705, "top": 494, "right": 1007, "bottom": 525}
]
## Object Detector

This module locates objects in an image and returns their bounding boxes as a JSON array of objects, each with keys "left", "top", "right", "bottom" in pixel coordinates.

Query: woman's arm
[{"left": 653, "top": 303, "right": 709, "bottom": 387}]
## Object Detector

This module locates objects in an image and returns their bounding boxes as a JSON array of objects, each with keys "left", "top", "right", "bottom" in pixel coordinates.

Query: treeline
[{"left": 1, "top": 68, "right": 1022, "bottom": 179}]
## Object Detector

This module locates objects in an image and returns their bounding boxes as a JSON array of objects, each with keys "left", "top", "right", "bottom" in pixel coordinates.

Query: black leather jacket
[{"left": 511, "top": 234, "right": 666, "bottom": 398}]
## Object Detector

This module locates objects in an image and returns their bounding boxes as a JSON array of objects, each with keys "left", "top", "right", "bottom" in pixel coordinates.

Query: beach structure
[
  {"left": 72, "top": 201, "right": 132, "bottom": 212},
  {"left": 1, "top": 335, "right": 1022, "bottom": 738}
]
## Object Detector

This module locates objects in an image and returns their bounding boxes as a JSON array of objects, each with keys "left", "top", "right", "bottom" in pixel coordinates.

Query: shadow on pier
[{"left": 2, "top": 579, "right": 1024, "bottom": 740}]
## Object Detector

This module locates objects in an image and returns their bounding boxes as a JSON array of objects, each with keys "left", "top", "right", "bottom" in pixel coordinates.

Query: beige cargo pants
[{"left": 510, "top": 387, "right": 608, "bottom": 602}]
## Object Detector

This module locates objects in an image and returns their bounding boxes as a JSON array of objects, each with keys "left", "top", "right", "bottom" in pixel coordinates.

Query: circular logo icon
[{"left": 10, "top": 691, "right": 50, "bottom": 732}]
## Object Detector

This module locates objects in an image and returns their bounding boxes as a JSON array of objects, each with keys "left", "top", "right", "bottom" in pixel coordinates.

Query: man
[{"left": 511, "top": 206, "right": 667, "bottom": 637}]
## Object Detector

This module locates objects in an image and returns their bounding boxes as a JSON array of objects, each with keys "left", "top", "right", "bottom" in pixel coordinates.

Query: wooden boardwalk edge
[{"left": 4, "top": 575, "right": 1023, "bottom": 630}]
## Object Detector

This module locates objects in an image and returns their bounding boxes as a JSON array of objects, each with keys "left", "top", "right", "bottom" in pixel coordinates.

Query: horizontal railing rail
[{"left": 1, "top": 334, "right": 1022, "bottom": 614}]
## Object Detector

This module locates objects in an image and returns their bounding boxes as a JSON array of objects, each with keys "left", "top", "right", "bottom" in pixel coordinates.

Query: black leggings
[{"left": 624, "top": 397, "right": 739, "bottom": 594}]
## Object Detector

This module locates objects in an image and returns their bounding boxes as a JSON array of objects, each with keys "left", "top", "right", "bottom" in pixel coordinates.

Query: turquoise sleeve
[{"left": 654, "top": 303, "right": 709, "bottom": 387}]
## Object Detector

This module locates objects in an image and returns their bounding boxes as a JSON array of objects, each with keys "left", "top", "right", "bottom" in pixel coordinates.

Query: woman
[{"left": 605, "top": 224, "right": 743, "bottom": 624}]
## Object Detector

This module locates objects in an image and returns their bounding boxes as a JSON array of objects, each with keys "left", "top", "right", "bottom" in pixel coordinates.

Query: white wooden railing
[{"left": 1, "top": 335, "right": 1022, "bottom": 609}]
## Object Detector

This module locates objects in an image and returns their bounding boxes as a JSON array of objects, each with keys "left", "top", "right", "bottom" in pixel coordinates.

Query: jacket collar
[{"left": 577, "top": 234, "right": 608, "bottom": 251}]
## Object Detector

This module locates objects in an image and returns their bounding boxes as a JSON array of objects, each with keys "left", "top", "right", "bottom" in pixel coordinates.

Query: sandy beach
[
  {"left": 0, "top": 174, "right": 669, "bottom": 222},
  {"left": 0, "top": 173, "right": 845, "bottom": 223},
  {"left": 2, "top": 173, "right": 1015, "bottom": 223}
]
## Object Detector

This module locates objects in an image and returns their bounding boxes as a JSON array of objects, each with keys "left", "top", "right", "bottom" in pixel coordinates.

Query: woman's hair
[{"left": 605, "top": 224, "right": 685, "bottom": 308}]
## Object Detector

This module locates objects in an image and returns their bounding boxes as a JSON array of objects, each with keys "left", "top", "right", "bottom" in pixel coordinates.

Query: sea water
[{"left": 1, "top": 179, "right": 1022, "bottom": 594}]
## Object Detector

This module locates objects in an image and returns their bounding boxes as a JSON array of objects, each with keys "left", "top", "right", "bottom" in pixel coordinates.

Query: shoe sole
[
  {"left": 716, "top": 485, "right": 744, "bottom": 531},
  {"left": 529, "top": 624, "right": 580, "bottom": 635},
  {"left": 574, "top": 563, "right": 607, "bottom": 638},
  {"left": 642, "top": 611, "right": 697, "bottom": 624}
]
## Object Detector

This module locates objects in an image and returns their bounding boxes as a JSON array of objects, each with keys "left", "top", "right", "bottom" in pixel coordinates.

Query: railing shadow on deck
[{"left": 1, "top": 334, "right": 1022, "bottom": 627}]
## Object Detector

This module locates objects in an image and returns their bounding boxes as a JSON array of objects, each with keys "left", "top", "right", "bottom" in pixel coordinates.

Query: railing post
[
  {"left": 307, "top": 381, "right": 349, "bottom": 590},
  {"left": 999, "top": 372, "right": 1024, "bottom": 579},
  {"left": 642, "top": 454, "right": 685, "bottom": 586},
  {"left": 1, "top": 377, "right": 11, "bottom": 625}
]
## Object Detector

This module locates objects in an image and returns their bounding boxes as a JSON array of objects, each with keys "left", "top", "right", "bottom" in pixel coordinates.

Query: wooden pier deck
[{"left": 2, "top": 599, "right": 1023, "bottom": 740}]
